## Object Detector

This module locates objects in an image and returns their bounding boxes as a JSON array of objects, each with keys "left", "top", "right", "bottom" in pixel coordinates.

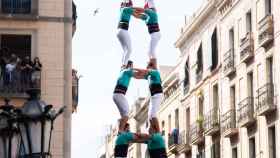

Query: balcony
[
  {"left": 217, "top": 0, "right": 234, "bottom": 15},
  {"left": 240, "top": 32, "right": 254, "bottom": 63},
  {"left": 168, "top": 130, "right": 191, "bottom": 154},
  {"left": 223, "top": 49, "right": 235, "bottom": 77},
  {"left": 203, "top": 108, "right": 220, "bottom": 136},
  {"left": 190, "top": 122, "right": 204, "bottom": 145},
  {"left": 221, "top": 109, "right": 238, "bottom": 138},
  {"left": 237, "top": 97, "right": 255, "bottom": 127},
  {"left": 255, "top": 83, "right": 276, "bottom": 116},
  {"left": 258, "top": 15, "right": 274, "bottom": 48},
  {"left": 0, "top": 71, "right": 41, "bottom": 98},
  {"left": 0, "top": 0, "right": 38, "bottom": 19}
]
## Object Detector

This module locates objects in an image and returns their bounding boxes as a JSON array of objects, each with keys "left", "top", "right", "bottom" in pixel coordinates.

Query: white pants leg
[
  {"left": 148, "top": 93, "right": 163, "bottom": 120},
  {"left": 148, "top": 31, "right": 161, "bottom": 59},
  {"left": 117, "top": 29, "right": 132, "bottom": 65},
  {"left": 113, "top": 93, "right": 129, "bottom": 117}
]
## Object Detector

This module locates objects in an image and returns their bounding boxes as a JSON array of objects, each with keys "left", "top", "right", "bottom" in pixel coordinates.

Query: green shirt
[
  {"left": 144, "top": 9, "right": 158, "bottom": 24},
  {"left": 119, "top": 7, "right": 134, "bottom": 22},
  {"left": 115, "top": 132, "right": 134, "bottom": 145},
  {"left": 146, "top": 133, "right": 166, "bottom": 150},
  {"left": 117, "top": 69, "right": 134, "bottom": 88},
  {"left": 145, "top": 69, "right": 162, "bottom": 85}
]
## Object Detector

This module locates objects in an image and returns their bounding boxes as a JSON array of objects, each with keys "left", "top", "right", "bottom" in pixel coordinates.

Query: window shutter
[{"left": 207, "top": 32, "right": 213, "bottom": 70}]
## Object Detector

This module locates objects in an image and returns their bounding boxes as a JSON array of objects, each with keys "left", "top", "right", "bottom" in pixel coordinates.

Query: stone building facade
[{"left": 0, "top": 0, "right": 77, "bottom": 158}]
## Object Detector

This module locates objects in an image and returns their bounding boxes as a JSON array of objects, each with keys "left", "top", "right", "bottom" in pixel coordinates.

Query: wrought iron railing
[
  {"left": 0, "top": 70, "right": 41, "bottom": 98},
  {"left": 189, "top": 122, "right": 203, "bottom": 143},
  {"left": 221, "top": 109, "right": 236, "bottom": 133},
  {"left": 1, "top": 0, "right": 31, "bottom": 14},
  {"left": 255, "top": 83, "right": 275, "bottom": 114},
  {"left": 258, "top": 15, "right": 274, "bottom": 46},
  {"left": 203, "top": 108, "right": 219, "bottom": 134},
  {"left": 240, "top": 32, "right": 254, "bottom": 61},
  {"left": 223, "top": 49, "right": 235, "bottom": 74},
  {"left": 237, "top": 97, "right": 254, "bottom": 124}
]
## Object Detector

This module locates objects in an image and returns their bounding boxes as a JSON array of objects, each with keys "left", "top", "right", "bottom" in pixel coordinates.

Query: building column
[{"left": 63, "top": 0, "right": 73, "bottom": 158}]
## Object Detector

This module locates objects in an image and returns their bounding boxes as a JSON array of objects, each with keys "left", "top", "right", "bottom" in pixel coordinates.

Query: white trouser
[
  {"left": 113, "top": 93, "right": 129, "bottom": 117},
  {"left": 117, "top": 29, "right": 132, "bottom": 66},
  {"left": 148, "top": 32, "right": 161, "bottom": 59},
  {"left": 148, "top": 93, "right": 163, "bottom": 120}
]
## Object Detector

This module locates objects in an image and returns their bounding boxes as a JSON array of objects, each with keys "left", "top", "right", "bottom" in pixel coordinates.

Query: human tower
[{"left": 112, "top": 0, "right": 167, "bottom": 157}]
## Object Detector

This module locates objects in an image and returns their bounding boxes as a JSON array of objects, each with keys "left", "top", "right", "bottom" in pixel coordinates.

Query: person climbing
[
  {"left": 114, "top": 123, "right": 150, "bottom": 158},
  {"left": 135, "top": 0, "right": 161, "bottom": 66},
  {"left": 113, "top": 60, "right": 144, "bottom": 133},
  {"left": 117, "top": 0, "right": 145, "bottom": 68}
]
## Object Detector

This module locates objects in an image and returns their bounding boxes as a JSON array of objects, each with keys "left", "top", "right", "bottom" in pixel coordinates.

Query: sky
[{"left": 71, "top": 0, "right": 204, "bottom": 157}]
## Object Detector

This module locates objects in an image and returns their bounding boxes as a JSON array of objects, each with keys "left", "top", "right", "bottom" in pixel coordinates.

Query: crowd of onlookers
[{"left": 0, "top": 47, "right": 42, "bottom": 93}]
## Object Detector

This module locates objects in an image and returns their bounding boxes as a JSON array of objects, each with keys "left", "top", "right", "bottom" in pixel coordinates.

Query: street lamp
[
  {"left": 18, "top": 89, "right": 65, "bottom": 158},
  {"left": 0, "top": 99, "right": 21, "bottom": 158}
]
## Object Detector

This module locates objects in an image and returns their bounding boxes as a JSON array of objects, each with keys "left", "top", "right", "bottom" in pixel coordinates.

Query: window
[
  {"left": 247, "top": 72, "right": 254, "bottom": 99},
  {"left": 197, "top": 145, "right": 205, "bottom": 158},
  {"left": 2, "top": 0, "right": 32, "bottom": 14},
  {"left": 198, "top": 97, "right": 204, "bottom": 117},
  {"left": 161, "top": 121, "right": 165, "bottom": 136},
  {"left": 266, "top": 57, "right": 273, "bottom": 84},
  {"left": 196, "top": 44, "right": 203, "bottom": 83},
  {"left": 211, "top": 29, "right": 218, "bottom": 70},
  {"left": 230, "top": 86, "right": 236, "bottom": 109},
  {"left": 265, "top": 0, "right": 272, "bottom": 15},
  {"left": 197, "top": 44, "right": 203, "bottom": 72},
  {"left": 229, "top": 28, "right": 235, "bottom": 51},
  {"left": 249, "top": 137, "right": 256, "bottom": 158},
  {"left": 232, "top": 147, "right": 238, "bottom": 158},
  {"left": 246, "top": 10, "right": 252, "bottom": 33},
  {"left": 268, "top": 126, "right": 276, "bottom": 158},
  {"left": 186, "top": 108, "right": 190, "bottom": 135},
  {"left": 211, "top": 141, "right": 220, "bottom": 158},
  {"left": 175, "top": 109, "right": 179, "bottom": 129},
  {"left": 0, "top": 34, "right": 31, "bottom": 59},
  {"left": 213, "top": 84, "right": 219, "bottom": 109},
  {"left": 168, "top": 114, "right": 171, "bottom": 133},
  {"left": 184, "top": 58, "right": 190, "bottom": 93}
]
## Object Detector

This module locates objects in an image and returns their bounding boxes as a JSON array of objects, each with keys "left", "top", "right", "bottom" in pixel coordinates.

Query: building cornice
[
  {"left": 0, "top": 14, "right": 73, "bottom": 23},
  {"left": 175, "top": 0, "right": 217, "bottom": 48}
]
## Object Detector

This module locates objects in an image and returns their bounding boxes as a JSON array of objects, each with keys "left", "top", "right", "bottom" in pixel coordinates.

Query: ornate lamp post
[
  {"left": 18, "top": 89, "right": 65, "bottom": 158},
  {"left": 0, "top": 99, "right": 21, "bottom": 158}
]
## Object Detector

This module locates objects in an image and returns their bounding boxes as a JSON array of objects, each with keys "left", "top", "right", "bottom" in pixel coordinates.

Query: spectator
[
  {"left": 5, "top": 59, "right": 16, "bottom": 91},
  {"left": 0, "top": 48, "right": 9, "bottom": 89},
  {"left": 31, "top": 57, "right": 42, "bottom": 88},
  {"left": 21, "top": 56, "right": 33, "bottom": 90}
]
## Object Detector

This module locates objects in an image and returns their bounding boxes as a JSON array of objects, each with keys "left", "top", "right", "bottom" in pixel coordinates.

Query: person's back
[
  {"left": 114, "top": 132, "right": 134, "bottom": 158},
  {"left": 146, "top": 133, "right": 167, "bottom": 158}
]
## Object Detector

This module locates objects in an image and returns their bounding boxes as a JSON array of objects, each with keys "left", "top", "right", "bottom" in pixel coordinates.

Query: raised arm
[
  {"left": 131, "top": 133, "right": 151, "bottom": 143},
  {"left": 133, "top": 68, "right": 149, "bottom": 79}
]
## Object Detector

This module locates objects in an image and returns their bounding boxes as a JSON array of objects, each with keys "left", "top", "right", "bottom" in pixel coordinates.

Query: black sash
[
  {"left": 118, "top": 21, "right": 129, "bottom": 30},
  {"left": 150, "top": 84, "right": 163, "bottom": 96},
  {"left": 114, "top": 144, "right": 129, "bottom": 157},
  {"left": 114, "top": 85, "right": 128, "bottom": 95},
  {"left": 149, "top": 148, "right": 167, "bottom": 158},
  {"left": 147, "top": 23, "right": 160, "bottom": 34}
]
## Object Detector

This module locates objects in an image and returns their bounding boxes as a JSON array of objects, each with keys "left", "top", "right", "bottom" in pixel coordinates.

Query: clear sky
[{"left": 71, "top": 0, "right": 204, "bottom": 157}]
